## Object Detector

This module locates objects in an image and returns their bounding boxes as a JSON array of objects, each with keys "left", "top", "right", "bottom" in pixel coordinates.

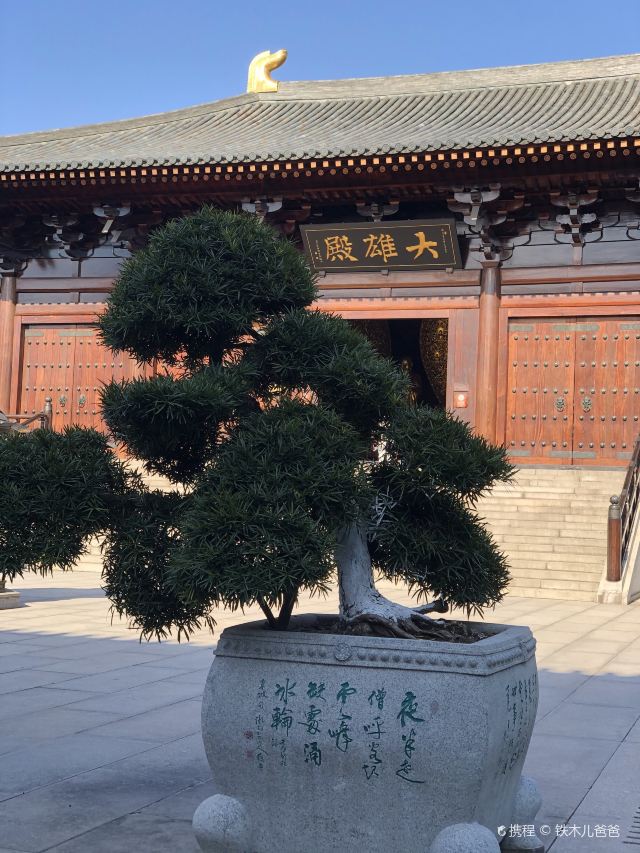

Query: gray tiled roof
[{"left": 1, "top": 54, "right": 638, "bottom": 173}]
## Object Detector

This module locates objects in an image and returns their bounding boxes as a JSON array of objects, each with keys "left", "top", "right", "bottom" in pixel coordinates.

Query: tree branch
[
  {"left": 413, "top": 598, "right": 448, "bottom": 615},
  {"left": 275, "top": 587, "right": 298, "bottom": 630},
  {"left": 257, "top": 596, "right": 278, "bottom": 629}
]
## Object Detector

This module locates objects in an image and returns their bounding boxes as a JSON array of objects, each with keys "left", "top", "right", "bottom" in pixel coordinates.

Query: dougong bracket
[
  {"left": 241, "top": 198, "right": 283, "bottom": 221},
  {"left": 550, "top": 189, "right": 600, "bottom": 261},
  {"left": 355, "top": 201, "right": 400, "bottom": 223},
  {"left": 447, "top": 184, "right": 524, "bottom": 262}
]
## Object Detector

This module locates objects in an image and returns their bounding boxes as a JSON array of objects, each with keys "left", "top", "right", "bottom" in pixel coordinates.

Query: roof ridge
[{"left": 277, "top": 53, "right": 640, "bottom": 100}]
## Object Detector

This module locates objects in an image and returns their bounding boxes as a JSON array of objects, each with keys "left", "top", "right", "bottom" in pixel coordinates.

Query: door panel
[
  {"left": 18, "top": 326, "right": 77, "bottom": 430},
  {"left": 18, "top": 324, "right": 148, "bottom": 433},
  {"left": 573, "top": 318, "right": 640, "bottom": 463},
  {"left": 71, "top": 327, "right": 148, "bottom": 431},
  {"left": 505, "top": 316, "right": 640, "bottom": 465},
  {"left": 505, "top": 320, "right": 575, "bottom": 462}
]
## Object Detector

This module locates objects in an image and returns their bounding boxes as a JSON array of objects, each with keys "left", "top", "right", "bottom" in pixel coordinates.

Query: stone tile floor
[{"left": 1, "top": 570, "right": 640, "bottom": 851}]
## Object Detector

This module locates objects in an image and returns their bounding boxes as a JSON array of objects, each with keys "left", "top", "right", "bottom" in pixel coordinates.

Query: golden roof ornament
[{"left": 247, "top": 49, "right": 287, "bottom": 94}]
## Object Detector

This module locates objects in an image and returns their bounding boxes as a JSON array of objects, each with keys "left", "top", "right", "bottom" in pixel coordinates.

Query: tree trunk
[
  {"left": 334, "top": 523, "right": 448, "bottom": 638},
  {"left": 335, "top": 523, "right": 419, "bottom": 620}
]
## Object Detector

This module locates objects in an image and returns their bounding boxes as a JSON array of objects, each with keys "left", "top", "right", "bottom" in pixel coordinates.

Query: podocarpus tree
[{"left": 0, "top": 207, "right": 513, "bottom": 640}]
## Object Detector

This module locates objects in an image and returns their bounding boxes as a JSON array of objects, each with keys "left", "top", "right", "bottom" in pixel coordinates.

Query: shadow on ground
[
  {"left": 0, "top": 612, "right": 639, "bottom": 851},
  {"left": 11, "top": 587, "right": 107, "bottom": 603}
]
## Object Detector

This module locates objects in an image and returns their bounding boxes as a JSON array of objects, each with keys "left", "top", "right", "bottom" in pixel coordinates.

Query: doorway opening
[{"left": 349, "top": 318, "right": 448, "bottom": 408}]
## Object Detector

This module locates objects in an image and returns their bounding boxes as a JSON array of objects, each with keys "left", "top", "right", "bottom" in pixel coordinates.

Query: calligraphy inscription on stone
[
  {"left": 249, "top": 676, "right": 430, "bottom": 783},
  {"left": 498, "top": 673, "right": 538, "bottom": 775}
]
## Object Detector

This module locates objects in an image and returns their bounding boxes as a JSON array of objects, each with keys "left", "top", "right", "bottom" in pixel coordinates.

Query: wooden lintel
[{"left": 502, "top": 262, "right": 640, "bottom": 286}]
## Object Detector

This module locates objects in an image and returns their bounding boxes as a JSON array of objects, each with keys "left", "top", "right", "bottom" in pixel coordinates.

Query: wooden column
[
  {"left": 0, "top": 274, "right": 17, "bottom": 412},
  {"left": 474, "top": 261, "right": 501, "bottom": 442}
]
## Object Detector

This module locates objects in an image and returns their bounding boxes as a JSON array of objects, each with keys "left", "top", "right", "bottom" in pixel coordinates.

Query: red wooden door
[
  {"left": 17, "top": 324, "right": 148, "bottom": 433},
  {"left": 572, "top": 318, "right": 640, "bottom": 463},
  {"left": 18, "top": 326, "right": 77, "bottom": 430},
  {"left": 505, "top": 317, "right": 640, "bottom": 465},
  {"left": 505, "top": 319, "right": 575, "bottom": 462},
  {"left": 71, "top": 327, "right": 149, "bottom": 431}
]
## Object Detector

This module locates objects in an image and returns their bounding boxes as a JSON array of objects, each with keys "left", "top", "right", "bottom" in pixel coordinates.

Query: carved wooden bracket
[
  {"left": 625, "top": 181, "right": 640, "bottom": 241},
  {"left": 0, "top": 206, "right": 171, "bottom": 266},
  {"left": 92, "top": 204, "right": 132, "bottom": 245},
  {"left": 550, "top": 190, "right": 600, "bottom": 247},
  {"left": 355, "top": 201, "right": 400, "bottom": 222},
  {"left": 447, "top": 184, "right": 525, "bottom": 261},
  {"left": 0, "top": 214, "right": 48, "bottom": 273},
  {"left": 275, "top": 204, "right": 312, "bottom": 237},
  {"left": 115, "top": 209, "right": 166, "bottom": 253},
  {"left": 241, "top": 198, "right": 283, "bottom": 221}
]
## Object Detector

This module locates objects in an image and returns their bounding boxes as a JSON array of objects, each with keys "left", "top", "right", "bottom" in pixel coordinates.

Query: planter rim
[{"left": 214, "top": 614, "right": 535, "bottom": 677}]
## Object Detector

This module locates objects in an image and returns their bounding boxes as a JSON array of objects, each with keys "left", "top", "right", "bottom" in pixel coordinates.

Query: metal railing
[
  {"left": 0, "top": 397, "right": 52, "bottom": 434},
  {"left": 607, "top": 435, "right": 640, "bottom": 582}
]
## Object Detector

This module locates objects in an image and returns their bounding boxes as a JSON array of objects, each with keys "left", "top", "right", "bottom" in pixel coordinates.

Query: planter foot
[
  {"left": 430, "top": 822, "right": 501, "bottom": 852},
  {"left": 193, "top": 794, "right": 251, "bottom": 853},
  {"left": 501, "top": 775, "right": 544, "bottom": 852}
]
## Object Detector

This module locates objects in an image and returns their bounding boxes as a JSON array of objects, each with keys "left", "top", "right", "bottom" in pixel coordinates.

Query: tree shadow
[{"left": 12, "top": 587, "right": 106, "bottom": 603}]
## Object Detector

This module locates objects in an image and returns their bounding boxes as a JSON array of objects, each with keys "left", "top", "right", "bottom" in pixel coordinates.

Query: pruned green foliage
[
  {"left": 250, "top": 309, "right": 409, "bottom": 436},
  {"left": 378, "top": 406, "right": 515, "bottom": 503},
  {"left": 102, "top": 489, "right": 214, "bottom": 641},
  {"left": 98, "top": 206, "right": 316, "bottom": 367},
  {"left": 368, "top": 407, "right": 514, "bottom": 615},
  {"left": 1, "top": 207, "right": 516, "bottom": 638},
  {"left": 368, "top": 486, "right": 510, "bottom": 616},
  {"left": 0, "top": 428, "right": 136, "bottom": 580},
  {"left": 170, "top": 400, "right": 371, "bottom": 612},
  {"left": 100, "top": 363, "right": 257, "bottom": 483}
]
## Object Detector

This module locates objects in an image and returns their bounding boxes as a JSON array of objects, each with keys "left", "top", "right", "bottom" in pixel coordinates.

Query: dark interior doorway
[{"left": 349, "top": 318, "right": 448, "bottom": 408}]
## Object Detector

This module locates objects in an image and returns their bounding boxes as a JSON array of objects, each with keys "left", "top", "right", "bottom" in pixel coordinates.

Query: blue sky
[{"left": 2, "top": 0, "right": 639, "bottom": 136}]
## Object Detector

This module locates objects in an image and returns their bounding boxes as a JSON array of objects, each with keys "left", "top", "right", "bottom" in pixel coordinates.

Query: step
[
  {"left": 481, "top": 496, "right": 614, "bottom": 509},
  {"left": 481, "top": 494, "right": 615, "bottom": 505},
  {"left": 492, "top": 537, "right": 605, "bottom": 552},
  {"left": 478, "top": 466, "right": 622, "bottom": 602},
  {"left": 539, "top": 578, "right": 600, "bottom": 593},
  {"left": 551, "top": 543, "right": 607, "bottom": 556},
  {"left": 508, "top": 586, "right": 597, "bottom": 601},
  {"left": 506, "top": 550, "right": 603, "bottom": 564},
  {"left": 508, "top": 567, "right": 602, "bottom": 581},
  {"left": 507, "top": 579, "right": 598, "bottom": 599},
  {"left": 487, "top": 523, "right": 604, "bottom": 536},
  {"left": 508, "top": 478, "right": 623, "bottom": 490}
]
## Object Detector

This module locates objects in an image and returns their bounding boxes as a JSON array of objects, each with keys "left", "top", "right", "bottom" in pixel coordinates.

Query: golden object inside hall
[
  {"left": 420, "top": 319, "right": 448, "bottom": 406},
  {"left": 400, "top": 356, "right": 424, "bottom": 405},
  {"left": 349, "top": 319, "right": 392, "bottom": 358}
]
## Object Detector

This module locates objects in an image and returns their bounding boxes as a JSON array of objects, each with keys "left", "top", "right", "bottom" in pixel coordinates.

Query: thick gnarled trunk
[
  {"left": 335, "top": 523, "right": 416, "bottom": 621},
  {"left": 334, "top": 523, "right": 448, "bottom": 638}
]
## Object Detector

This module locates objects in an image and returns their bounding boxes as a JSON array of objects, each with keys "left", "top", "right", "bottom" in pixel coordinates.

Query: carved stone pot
[
  {"left": 193, "top": 616, "right": 543, "bottom": 853},
  {"left": 0, "top": 577, "right": 20, "bottom": 609}
]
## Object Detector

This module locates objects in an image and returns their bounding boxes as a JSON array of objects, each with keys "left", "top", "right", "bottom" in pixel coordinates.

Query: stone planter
[
  {"left": 194, "top": 616, "right": 543, "bottom": 853},
  {"left": 0, "top": 580, "right": 20, "bottom": 609}
]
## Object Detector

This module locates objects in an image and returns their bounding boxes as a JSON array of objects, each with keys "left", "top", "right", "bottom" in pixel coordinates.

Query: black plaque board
[{"left": 300, "top": 219, "right": 461, "bottom": 272}]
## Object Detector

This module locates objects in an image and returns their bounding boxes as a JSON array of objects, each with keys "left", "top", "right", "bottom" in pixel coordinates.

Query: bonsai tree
[{"left": 0, "top": 207, "right": 513, "bottom": 641}]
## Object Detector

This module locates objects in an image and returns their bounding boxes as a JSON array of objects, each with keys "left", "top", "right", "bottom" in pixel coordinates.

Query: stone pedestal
[
  {"left": 195, "top": 616, "right": 540, "bottom": 853},
  {"left": 0, "top": 589, "right": 21, "bottom": 609}
]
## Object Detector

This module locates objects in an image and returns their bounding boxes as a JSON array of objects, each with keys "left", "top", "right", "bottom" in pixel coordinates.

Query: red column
[
  {"left": 0, "top": 275, "right": 17, "bottom": 412},
  {"left": 474, "top": 261, "right": 501, "bottom": 442}
]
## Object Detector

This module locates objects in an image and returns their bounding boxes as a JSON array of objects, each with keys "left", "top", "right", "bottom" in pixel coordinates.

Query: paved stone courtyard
[{"left": 1, "top": 569, "right": 640, "bottom": 852}]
